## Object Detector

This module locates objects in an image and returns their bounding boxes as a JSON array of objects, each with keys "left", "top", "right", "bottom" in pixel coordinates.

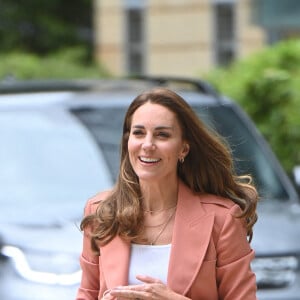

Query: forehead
[{"left": 131, "top": 102, "right": 177, "bottom": 123}]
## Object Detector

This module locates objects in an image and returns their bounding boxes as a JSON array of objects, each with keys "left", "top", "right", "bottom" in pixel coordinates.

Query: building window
[
  {"left": 214, "top": 2, "right": 236, "bottom": 66},
  {"left": 252, "top": 0, "right": 300, "bottom": 44},
  {"left": 125, "top": 8, "right": 145, "bottom": 75}
]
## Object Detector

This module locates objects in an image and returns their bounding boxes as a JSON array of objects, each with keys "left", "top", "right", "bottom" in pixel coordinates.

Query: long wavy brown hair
[{"left": 81, "top": 87, "right": 258, "bottom": 253}]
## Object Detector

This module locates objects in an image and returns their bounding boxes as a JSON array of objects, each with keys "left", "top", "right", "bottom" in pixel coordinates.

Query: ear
[{"left": 181, "top": 143, "right": 190, "bottom": 157}]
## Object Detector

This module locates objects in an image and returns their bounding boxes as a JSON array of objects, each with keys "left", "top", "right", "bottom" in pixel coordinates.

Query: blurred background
[
  {"left": 0, "top": 1, "right": 300, "bottom": 299},
  {"left": 0, "top": 0, "right": 299, "bottom": 177}
]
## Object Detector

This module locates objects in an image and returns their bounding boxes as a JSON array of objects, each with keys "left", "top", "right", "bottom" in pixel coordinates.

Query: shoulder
[
  {"left": 179, "top": 182, "right": 242, "bottom": 223},
  {"left": 197, "top": 193, "right": 246, "bottom": 236},
  {"left": 198, "top": 195, "right": 252, "bottom": 265},
  {"left": 198, "top": 193, "right": 240, "bottom": 213},
  {"left": 84, "top": 190, "right": 112, "bottom": 215}
]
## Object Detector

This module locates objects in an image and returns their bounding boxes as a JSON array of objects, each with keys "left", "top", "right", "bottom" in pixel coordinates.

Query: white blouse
[{"left": 128, "top": 243, "right": 171, "bottom": 285}]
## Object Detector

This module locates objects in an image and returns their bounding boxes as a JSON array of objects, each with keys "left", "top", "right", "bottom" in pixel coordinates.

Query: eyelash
[
  {"left": 157, "top": 132, "right": 170, "bottom": 138},
  {"left": 132, "top": 130, "right": 143, "bottom": 136},
  {"left": 131, "top": 130, "right": 170, "bottom": 138}
]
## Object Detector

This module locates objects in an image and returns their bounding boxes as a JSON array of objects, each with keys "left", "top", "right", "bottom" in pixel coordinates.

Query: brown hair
[{"left": 81, "top": 87, "right": 258, "bottom": 253}]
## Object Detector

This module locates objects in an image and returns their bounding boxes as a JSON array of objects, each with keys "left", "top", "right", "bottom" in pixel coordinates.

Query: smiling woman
[
  {"left": 76, "top": 87, "right": 258, "bottom": 300},
  {"left": 127, "top": 102, "right": 189, "bottom": 187}
]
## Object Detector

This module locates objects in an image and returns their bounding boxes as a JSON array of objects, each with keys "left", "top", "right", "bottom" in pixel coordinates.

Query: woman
[{"left": 76, "top": 88, "right": 258, "bottom": 300}]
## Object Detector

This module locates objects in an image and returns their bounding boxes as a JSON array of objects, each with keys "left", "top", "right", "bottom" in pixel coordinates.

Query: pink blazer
[{"left": 76, "top": 182, "right": 257, "bottom": 300}]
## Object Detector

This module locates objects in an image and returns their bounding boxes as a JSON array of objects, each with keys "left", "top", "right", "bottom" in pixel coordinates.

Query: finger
[
  {"left": 102, "top": 289, "right": 115, "bottom": 300},
  {"left": 136, "top": 274, "right": 163, "bottom": 284},
  {"left": 113, "top": 284, "right": 147, "bottom": 291},
  {"left": 110, "top": 287, "right": 148, "bottom": 299}
]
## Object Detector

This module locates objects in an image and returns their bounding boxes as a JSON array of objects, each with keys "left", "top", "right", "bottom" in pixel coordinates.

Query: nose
[{"left": 142, "top": 136, "right": 155, "bottom": 151}]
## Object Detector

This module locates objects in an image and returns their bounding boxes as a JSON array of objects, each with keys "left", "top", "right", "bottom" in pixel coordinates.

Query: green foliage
[
  {"left": 0, "top": 47, "right": 110, "bottom": 80},
  {"left": 0, "top": 0, "right": 92, "bottom": 55},
  {"left": 205, "top": 39, "right": 300, "bottom": 174}
]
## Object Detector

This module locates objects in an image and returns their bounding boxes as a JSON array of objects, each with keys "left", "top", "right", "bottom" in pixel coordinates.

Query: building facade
[{"left": 94, "top": 0, "right": 266, "bottom": 77}]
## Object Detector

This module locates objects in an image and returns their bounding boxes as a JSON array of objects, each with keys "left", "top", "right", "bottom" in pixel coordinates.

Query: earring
[{"left": 179, "top": 157, "right": 184, "bottom": 163}]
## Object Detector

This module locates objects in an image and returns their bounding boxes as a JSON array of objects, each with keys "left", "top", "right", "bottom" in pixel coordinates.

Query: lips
[{"left": 139, "top": 156, "right": 161, "bottom": 163}]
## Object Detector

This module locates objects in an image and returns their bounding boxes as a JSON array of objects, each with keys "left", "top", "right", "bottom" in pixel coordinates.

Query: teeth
[{"left": 140, "top": 157, "right": 160, "bottom": 163}]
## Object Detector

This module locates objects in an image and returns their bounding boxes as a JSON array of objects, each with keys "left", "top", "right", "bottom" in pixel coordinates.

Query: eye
[
  {"left": 157, "top": 131, "right": 170, "bottom": 138},
  {"left": 132, "top": 129, "right": 144, "bottom": 136}
]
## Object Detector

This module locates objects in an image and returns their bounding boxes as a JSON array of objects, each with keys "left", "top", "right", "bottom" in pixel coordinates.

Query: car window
[
  {"left": 72, "top": 104, "right": 289, "bottom": 201},
  {"left": 71, "top": 107, "right": 125, "bottom": 181},
  {"left": 193, "top": 105, "right": 289, "bottom": 200},
  {"left": 0, "top": 109, "right": 112, "bottom": 224}
]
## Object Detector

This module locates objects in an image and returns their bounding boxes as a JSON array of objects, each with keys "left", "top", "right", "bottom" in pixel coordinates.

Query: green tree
[
  {"left": 0, "top": 47, "right": 109, "bottom": 80},
  {"left": 0, "top": 0, "right": 92, "bottom": 57},
  {"left": 205, "top": 39, "right": 300, "bottom": 175}
]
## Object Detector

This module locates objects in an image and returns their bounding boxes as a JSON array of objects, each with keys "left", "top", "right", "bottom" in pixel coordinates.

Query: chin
[{"left": 138, "top": 174, "right": 159, "bottom": 182}]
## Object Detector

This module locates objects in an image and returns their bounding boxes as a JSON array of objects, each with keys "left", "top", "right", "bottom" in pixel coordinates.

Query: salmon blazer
[{"left": 77, "top": 181, "right": 257, "bottom": 300}]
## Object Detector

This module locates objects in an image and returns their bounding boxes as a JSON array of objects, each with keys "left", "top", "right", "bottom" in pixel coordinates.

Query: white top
[{"left": 128, "top": 243, "right": 171, "bottom": 285}]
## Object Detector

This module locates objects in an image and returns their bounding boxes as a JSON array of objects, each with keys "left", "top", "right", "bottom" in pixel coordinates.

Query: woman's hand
[
  {"left": 107, "top": 275, "right": 189, "bottom": 300},
  {"left": 101, "top": 289, "right": 115, "bottom": 300}
]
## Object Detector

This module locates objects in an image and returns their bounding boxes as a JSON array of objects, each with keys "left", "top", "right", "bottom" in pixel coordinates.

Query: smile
[{"left": 139, "top": 156, "right": 161, "bottom": 163}]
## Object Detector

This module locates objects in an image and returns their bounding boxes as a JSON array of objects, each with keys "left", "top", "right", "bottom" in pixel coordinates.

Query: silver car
[{"left": 0, "top": 77, "right": 299, "bottom": 299}]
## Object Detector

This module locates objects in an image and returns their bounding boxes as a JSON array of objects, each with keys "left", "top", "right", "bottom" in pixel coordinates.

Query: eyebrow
[{"left": 132, "top": 125, "right": 174, "bottom": 130}]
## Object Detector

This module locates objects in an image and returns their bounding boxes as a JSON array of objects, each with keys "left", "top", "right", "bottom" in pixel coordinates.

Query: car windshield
[
  {"left": 0, "top": 109, "right": 112, "bottom": 225},
  {"left": 193, "top": 105, "right": 288, "bottom": 200},
  {"left": 72, "top": 104, "right": 289, "bottom": 201}
]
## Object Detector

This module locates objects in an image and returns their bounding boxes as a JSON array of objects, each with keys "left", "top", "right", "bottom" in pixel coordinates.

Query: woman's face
[{"left": 128, "top": 102, "right": 188, "bottom": 184}]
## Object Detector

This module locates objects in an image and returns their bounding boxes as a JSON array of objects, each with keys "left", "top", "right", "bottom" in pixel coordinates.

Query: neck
[{"left": 140, "top": 179, "right": 179, "bottom": 212}]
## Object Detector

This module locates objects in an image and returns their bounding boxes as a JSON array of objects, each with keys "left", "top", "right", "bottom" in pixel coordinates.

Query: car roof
[{"left": 0, "top": 77, "right": 230, "bottom": 109}]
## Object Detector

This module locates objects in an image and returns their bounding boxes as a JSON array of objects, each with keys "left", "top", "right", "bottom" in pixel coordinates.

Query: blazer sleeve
[
  {"left": 76, "top": 198, "right": 100, "bottom": 300},
  {"left": 216, "top": 204, "right": 257, "bottom": 300}
]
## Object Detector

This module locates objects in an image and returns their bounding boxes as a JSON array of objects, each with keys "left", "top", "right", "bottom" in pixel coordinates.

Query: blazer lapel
[
  {"left": 167, "top": 182, "right": 215, "bottom": 295},
  {"left": 100, "top": 235, "right": 130, "bottom": 288},
  {"left": 99, "top": 182, "right": 214, "bottom": 294}
]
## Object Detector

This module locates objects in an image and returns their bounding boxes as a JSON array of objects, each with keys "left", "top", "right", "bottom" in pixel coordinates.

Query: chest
[{"left": 128, "top": 243, "right": 171, "bottom": 285}]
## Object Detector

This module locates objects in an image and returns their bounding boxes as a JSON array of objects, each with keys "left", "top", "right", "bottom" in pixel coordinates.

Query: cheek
[
  {"left": 127, "top": 141, "right": 135, "bottom": 166},
  {"left": 128, "top": 137, "right": 140, "bottom": 155},
  {"left": 164, "top": 144, "right": 182, "bottom": 161}
]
